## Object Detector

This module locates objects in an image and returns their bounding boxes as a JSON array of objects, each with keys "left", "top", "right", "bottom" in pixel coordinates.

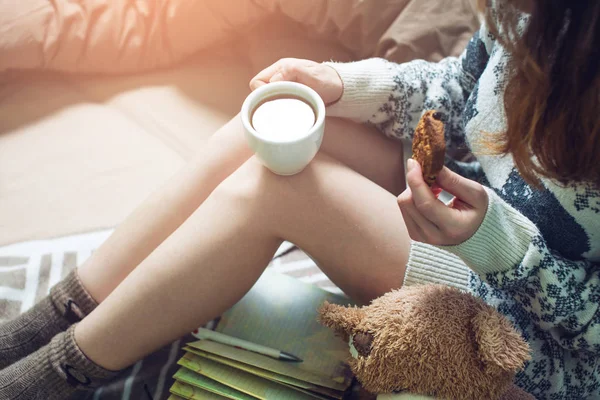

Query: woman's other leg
[{"left": 77, "top": 117, "right": 253, "bottom": 302}]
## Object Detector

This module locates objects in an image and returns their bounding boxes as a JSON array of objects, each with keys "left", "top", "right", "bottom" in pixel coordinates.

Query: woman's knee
[
  {"left": 212, "top": 153, "right": 335, "bottom": 212},
  {"left": 211, "top": 156, "right": 286, "bottom": 208}
]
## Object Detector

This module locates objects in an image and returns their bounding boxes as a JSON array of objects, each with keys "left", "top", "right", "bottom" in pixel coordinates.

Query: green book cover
[
  {"left": 183, "top": 346, "right": 342, "bottom": 399},
  {"left": 170, "top": 380, "right": 228, "bottom": 400},
  {"left": 171, "top": 270, "right": 356, "bottom": 398},
  {"left": 178, "top": 352, "right": 319, "bottom": 400},
  {"left": 213, "top": 270, "right": 355, "bottom": 389},
  {"left": 174, "top": 366, "right": 256, "bottom": 400},
  {"left": 168, "top": 395, "right": 187, "bottom": 400}
]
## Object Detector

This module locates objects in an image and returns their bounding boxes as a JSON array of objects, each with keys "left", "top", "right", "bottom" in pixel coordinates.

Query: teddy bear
[{"left": 318, "top": 284, "right": 535, "bottom": 400}]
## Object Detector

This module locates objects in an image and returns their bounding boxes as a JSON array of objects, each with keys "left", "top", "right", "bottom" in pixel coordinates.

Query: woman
[{"left": 1, "top": 0, "right": 598, "bottom": 398}]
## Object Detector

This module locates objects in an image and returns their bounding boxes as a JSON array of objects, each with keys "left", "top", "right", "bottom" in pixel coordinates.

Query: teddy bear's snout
[{"left": 352, "top": 332, "right": 374, "bottom": 357}]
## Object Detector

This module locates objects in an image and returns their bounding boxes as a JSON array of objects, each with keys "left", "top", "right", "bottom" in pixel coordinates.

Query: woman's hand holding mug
[{"left": 250, "top": 58, "right": 343, "bottom": 106}]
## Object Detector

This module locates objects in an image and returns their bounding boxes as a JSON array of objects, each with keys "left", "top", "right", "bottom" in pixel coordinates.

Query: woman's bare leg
[
  {"left": 77, "top": 116, "right": 404, "bottom": 302},
  {"left": 320, "top": 117, "right": 405, "bottom": 195},
  {"left": 75, "top": 153, "right": 410, "bottom": 371},
  {"left": 77, "top": 117, "right": 253, "bottom": 302}
]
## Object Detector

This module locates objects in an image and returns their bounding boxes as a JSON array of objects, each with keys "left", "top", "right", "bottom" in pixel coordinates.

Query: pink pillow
[{"left": 0, "top": 0, "right": 267, "bottom": 73}]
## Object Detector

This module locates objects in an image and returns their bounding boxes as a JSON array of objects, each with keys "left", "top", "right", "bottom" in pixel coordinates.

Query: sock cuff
[
  {"left": 49, "top": 325, "right": 120, "bottom": 390},
  {"left": 50, "top": 269, "right": 98, "bottom": 322}
]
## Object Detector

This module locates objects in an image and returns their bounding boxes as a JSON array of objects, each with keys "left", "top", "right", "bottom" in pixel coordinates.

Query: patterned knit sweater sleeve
[
  {"left": 442, "top": 189, "right": 600, "bottom": 354},
  {"left": 323, "top": 26, "right": 492, "bottom": 156}
]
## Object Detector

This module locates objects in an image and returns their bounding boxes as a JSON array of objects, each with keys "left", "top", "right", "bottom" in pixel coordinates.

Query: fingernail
[
  {"left": 249, "top": 80, "right": 262, "bottom": 91},
  {"left": 407, "top": 158, "right": 416, "bottom": 172}
]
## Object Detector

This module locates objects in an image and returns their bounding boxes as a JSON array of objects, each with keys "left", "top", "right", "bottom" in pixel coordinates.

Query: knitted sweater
[{"left": 325, "top": 6, "right": 600, "bottom": 400}]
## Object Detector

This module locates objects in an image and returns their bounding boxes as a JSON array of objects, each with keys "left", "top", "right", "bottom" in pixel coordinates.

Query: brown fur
[{"left": 318, "top": 285, "right": 531, "bottom": 400}]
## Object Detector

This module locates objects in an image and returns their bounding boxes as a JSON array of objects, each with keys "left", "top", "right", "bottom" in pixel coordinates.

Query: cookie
[{"left": 411, "top": 110, "right": 446, "bottom": 186}]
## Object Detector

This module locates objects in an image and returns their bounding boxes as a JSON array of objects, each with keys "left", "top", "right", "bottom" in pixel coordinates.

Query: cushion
[
  {"left": 0, "top": 0, "right": 268, "bottom": 73},
  {"left": 1, "top": 0, "right": 478, "bottom": 74},
  {"left": 255, "top": 0, "right": 414, "bottom": 59},
  {"left": 375, "top": 0, "right": 479, "bottom": 62},
  {"left": 256, "top": 0, "right": 479, "bottom": 61}
]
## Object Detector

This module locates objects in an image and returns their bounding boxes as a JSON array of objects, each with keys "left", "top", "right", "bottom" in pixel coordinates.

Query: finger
[
  {"left": 405, "top": 159, "right": 455, "bottom": 227},
  {"left": 255, "top": 58, "right": 303, "bottom": 84},
  {"left": 402, "top": 202, "right": 441, "bottom": 244},
  {"left": 446, "top": 196, "right": 472, "bottom": 211},
  {"left": 269, "top": 72, "right": 284, "bottom": 82},
  {"left": 435, "top": 167, "right": 488, "bottom": 208},
  {"left": 398, "top": 190, "right": 441, "bottom": 243},
  {"left": 249, "top": 80, "right": 268, "bottom": 91},
  {"left": 249, "top": 60, "right": 288, "bottom": 90},
  {"left": 400, "top": 211, "right": 425, "bottom": 242}
]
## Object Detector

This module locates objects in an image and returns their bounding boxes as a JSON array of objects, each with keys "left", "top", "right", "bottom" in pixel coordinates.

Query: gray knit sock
[
  {"left": 0, "top": 324, "right": 121, "bottom": 400},
  {"left": 0, "top": 270, "right": 97, "bottom": 369}
]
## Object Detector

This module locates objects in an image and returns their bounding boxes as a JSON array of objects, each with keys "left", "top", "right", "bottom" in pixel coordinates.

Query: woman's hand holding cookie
[
  {"left": 397, "top": 159, "right": 488, "bottom": 246},
  {"left": 249, "top": 58, "right": 343, "bottom": 106}
]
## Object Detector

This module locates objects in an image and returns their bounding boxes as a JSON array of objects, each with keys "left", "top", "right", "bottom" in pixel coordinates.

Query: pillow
[
  {"left": 255, "top": 0, "right": 479, "bottom": 60},
  {"left": 0, "top": 0, "right": 478, "bottom": 74},
  {"left": 375, "top": 0, "right": 480, "bottom": 62},
  {"left": 0, "top": 0, "right": 268, "bottom": 73},
  {"left": 255, "top": 0, "right": 413, "bottom": 59}
]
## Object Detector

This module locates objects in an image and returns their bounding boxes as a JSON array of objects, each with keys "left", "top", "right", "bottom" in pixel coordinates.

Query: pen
[{"left": 192, "top": 327, "right": 303, "bottom": 362}]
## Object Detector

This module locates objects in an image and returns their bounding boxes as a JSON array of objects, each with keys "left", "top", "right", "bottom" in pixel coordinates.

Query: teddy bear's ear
[
  {"left": 472, "top": 307, "right": 531, "bottom": 373},
  {"left": 318, "top": 302, "right": 365, "bottom": 340}
]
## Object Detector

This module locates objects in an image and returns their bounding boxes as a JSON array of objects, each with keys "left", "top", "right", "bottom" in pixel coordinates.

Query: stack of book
[{"left": 169, "top": 270, "right": 356, "bottom": 400}]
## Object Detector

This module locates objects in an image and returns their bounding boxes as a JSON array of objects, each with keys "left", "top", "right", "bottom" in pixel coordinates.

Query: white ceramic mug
[{"left": 241, "top": 81, "right": 326, "bottom": 176}]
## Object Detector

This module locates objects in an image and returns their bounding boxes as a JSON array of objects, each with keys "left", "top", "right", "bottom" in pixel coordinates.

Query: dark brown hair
[{"left": 481, "top": 0, "right": 600, "bottom": 187}]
